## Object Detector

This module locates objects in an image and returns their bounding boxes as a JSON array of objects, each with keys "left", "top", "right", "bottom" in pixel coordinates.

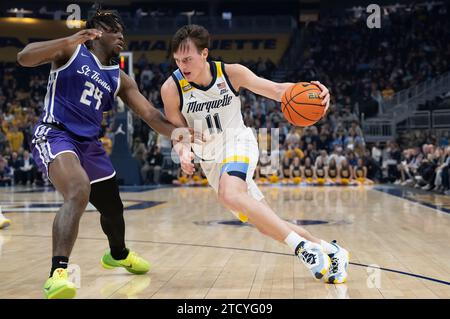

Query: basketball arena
[{"left": 0, "top": 0, "right": 449, "bottom": 303}]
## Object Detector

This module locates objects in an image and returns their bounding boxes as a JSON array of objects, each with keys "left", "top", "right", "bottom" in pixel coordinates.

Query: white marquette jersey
[
  {"left": 172, "top": 61, "right": 249, "bottom": 159},
  {"left": 172, "top": 61, "right": 263, "bottom": 220}
]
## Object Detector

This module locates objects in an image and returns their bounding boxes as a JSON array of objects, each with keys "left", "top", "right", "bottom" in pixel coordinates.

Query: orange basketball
[{"left": 281, "top": 82, "right": 325, "bottom": 127}]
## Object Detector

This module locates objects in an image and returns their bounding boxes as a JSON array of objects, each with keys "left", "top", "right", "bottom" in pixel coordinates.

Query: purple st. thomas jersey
[{"left": 41, "top": 43, "right": 120, "bottom": 139}]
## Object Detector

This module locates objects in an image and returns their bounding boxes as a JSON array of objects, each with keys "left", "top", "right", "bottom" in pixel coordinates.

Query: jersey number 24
[{"left": 80, "top": 81, "right": 103, "bottom": 110}]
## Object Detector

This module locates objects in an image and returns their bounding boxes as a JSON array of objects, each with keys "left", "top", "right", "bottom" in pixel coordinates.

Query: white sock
[
  {"left": 284, "top": 232, "right": 304, "bottom": 252},
  {"left": 321, "top": 240, "right": 338, "bottom": 254},
  {"left": 284, "top": 232, "right": 321, "bottom": 253}
]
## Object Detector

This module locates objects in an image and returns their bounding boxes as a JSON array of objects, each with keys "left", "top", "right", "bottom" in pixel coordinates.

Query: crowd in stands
[
  {"left": 417, "top": 91, "right": 450, "bottom": 111},
  {"left": 285, "top": 3, "right": 450, "bottom": 119},
  {"left": 0, "top": 62, "right": 44, "bottom": 186},
  {"left": 131, "top": 3, "right": 450, "bottom": 192},
  {"left": 1, "top": 3, "right": 449, "bottom": 197},
  {"left": 388, "top": 130, "right": 450, "bottom": 195}
]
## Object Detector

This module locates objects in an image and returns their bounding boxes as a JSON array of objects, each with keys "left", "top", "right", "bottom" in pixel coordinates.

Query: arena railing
[
  {"left": 364, "top": 71, "right": 450, "bottom": 142},
  {"left": 380, "top": 70, "right": 450, "bottom": 120}
]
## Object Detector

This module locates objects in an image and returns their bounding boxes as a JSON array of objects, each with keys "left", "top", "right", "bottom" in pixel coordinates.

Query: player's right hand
[
  {"left": 69, "top": 29, "right": 103, "bottom": 45},
  {"left": 173, "top": 141, "right": 195, "bottom": 175}
]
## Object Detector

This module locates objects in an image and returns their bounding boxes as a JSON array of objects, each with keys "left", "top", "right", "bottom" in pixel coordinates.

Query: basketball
[{"left": 281, "top": 82, "right": 325, "bottom": 127}]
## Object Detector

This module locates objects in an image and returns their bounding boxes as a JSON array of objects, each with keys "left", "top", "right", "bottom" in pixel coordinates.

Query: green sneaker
[
  {"left": 0, "top": 214, "right": 11, "bottom": 229},
  {"left": 43, "top": 268, "right": 76, "bottom": 299},
  {"left": 101, "top": 250, "right": 150, "bottom": 275}
]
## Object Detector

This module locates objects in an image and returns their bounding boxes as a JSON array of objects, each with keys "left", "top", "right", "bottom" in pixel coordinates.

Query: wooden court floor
[{"left": 0, "top": 185, "right": 449, "bottom": 299}]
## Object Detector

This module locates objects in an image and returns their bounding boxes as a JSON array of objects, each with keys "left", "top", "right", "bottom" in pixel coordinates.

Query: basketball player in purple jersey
[{"left": 17, "top": 11, "right": 186, "bottom": 299}]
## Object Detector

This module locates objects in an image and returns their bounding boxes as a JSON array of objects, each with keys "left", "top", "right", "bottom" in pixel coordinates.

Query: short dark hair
[
  {"left": 85, "top": 10, "right": 125, "bottom": 48},
  {"left": 171, "top": 24, "right": 210, "bottom": 55},
  {"left": 86, "top": 9, "right": 125, "bottom": 32}
]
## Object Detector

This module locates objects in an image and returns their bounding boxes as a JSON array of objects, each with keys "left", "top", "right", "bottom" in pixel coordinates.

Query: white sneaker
[
  {"left": 296, "top": 241, "right": 331, "bottom": 280},
  {"left": 324, "top": 241, "right": 349, "bottom": 284}
]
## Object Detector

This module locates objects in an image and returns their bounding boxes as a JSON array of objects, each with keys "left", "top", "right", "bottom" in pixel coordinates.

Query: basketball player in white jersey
[{"left": 162, "top": 25, "right": 349, "bottom": 284}]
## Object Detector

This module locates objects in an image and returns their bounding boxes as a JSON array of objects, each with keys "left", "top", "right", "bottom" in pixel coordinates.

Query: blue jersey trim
[{"left": 220, "top": 162, "right": 250, "bottom": 176}]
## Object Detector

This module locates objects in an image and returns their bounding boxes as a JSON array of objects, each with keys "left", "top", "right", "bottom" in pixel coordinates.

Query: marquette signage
[
  {"left": 126, "top": 34, "right": 289, "bottom": 63},
  {"left": 0, "top": 18, "right": 291, "bottom": 64}
]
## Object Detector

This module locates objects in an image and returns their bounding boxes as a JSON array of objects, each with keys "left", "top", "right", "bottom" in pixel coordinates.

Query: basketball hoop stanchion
[{"left": 110, "top": 52, "right": 141, "bottom": 185}]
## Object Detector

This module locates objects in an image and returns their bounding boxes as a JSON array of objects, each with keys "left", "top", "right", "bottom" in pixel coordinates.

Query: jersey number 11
[{"left": 205, "top": 113, "right": 223, "bottom": 133}]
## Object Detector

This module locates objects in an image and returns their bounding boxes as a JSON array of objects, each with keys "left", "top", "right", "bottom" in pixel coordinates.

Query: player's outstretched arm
[
  {"left": 17, "top": 29, "right": 102, "bottom": 68},
  {"left": 225, "top": 63, "right": 330, "bottom": 111},
  {"left": 118, "top": 70, "right": 181, "bottom": 139},
  {"left": 161, "top": 77, "right": 195, "bottom": 175}
]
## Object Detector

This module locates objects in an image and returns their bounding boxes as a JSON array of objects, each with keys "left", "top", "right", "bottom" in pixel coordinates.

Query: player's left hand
[
  {"left": 189, "top": 127, "right": 207, "bottom": 144},
  {"left": 311, "top": 81, "right": 330, "bottom": 113},
  {"left": 173, "top": 141, "right": 195, "bottom": 175}
]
